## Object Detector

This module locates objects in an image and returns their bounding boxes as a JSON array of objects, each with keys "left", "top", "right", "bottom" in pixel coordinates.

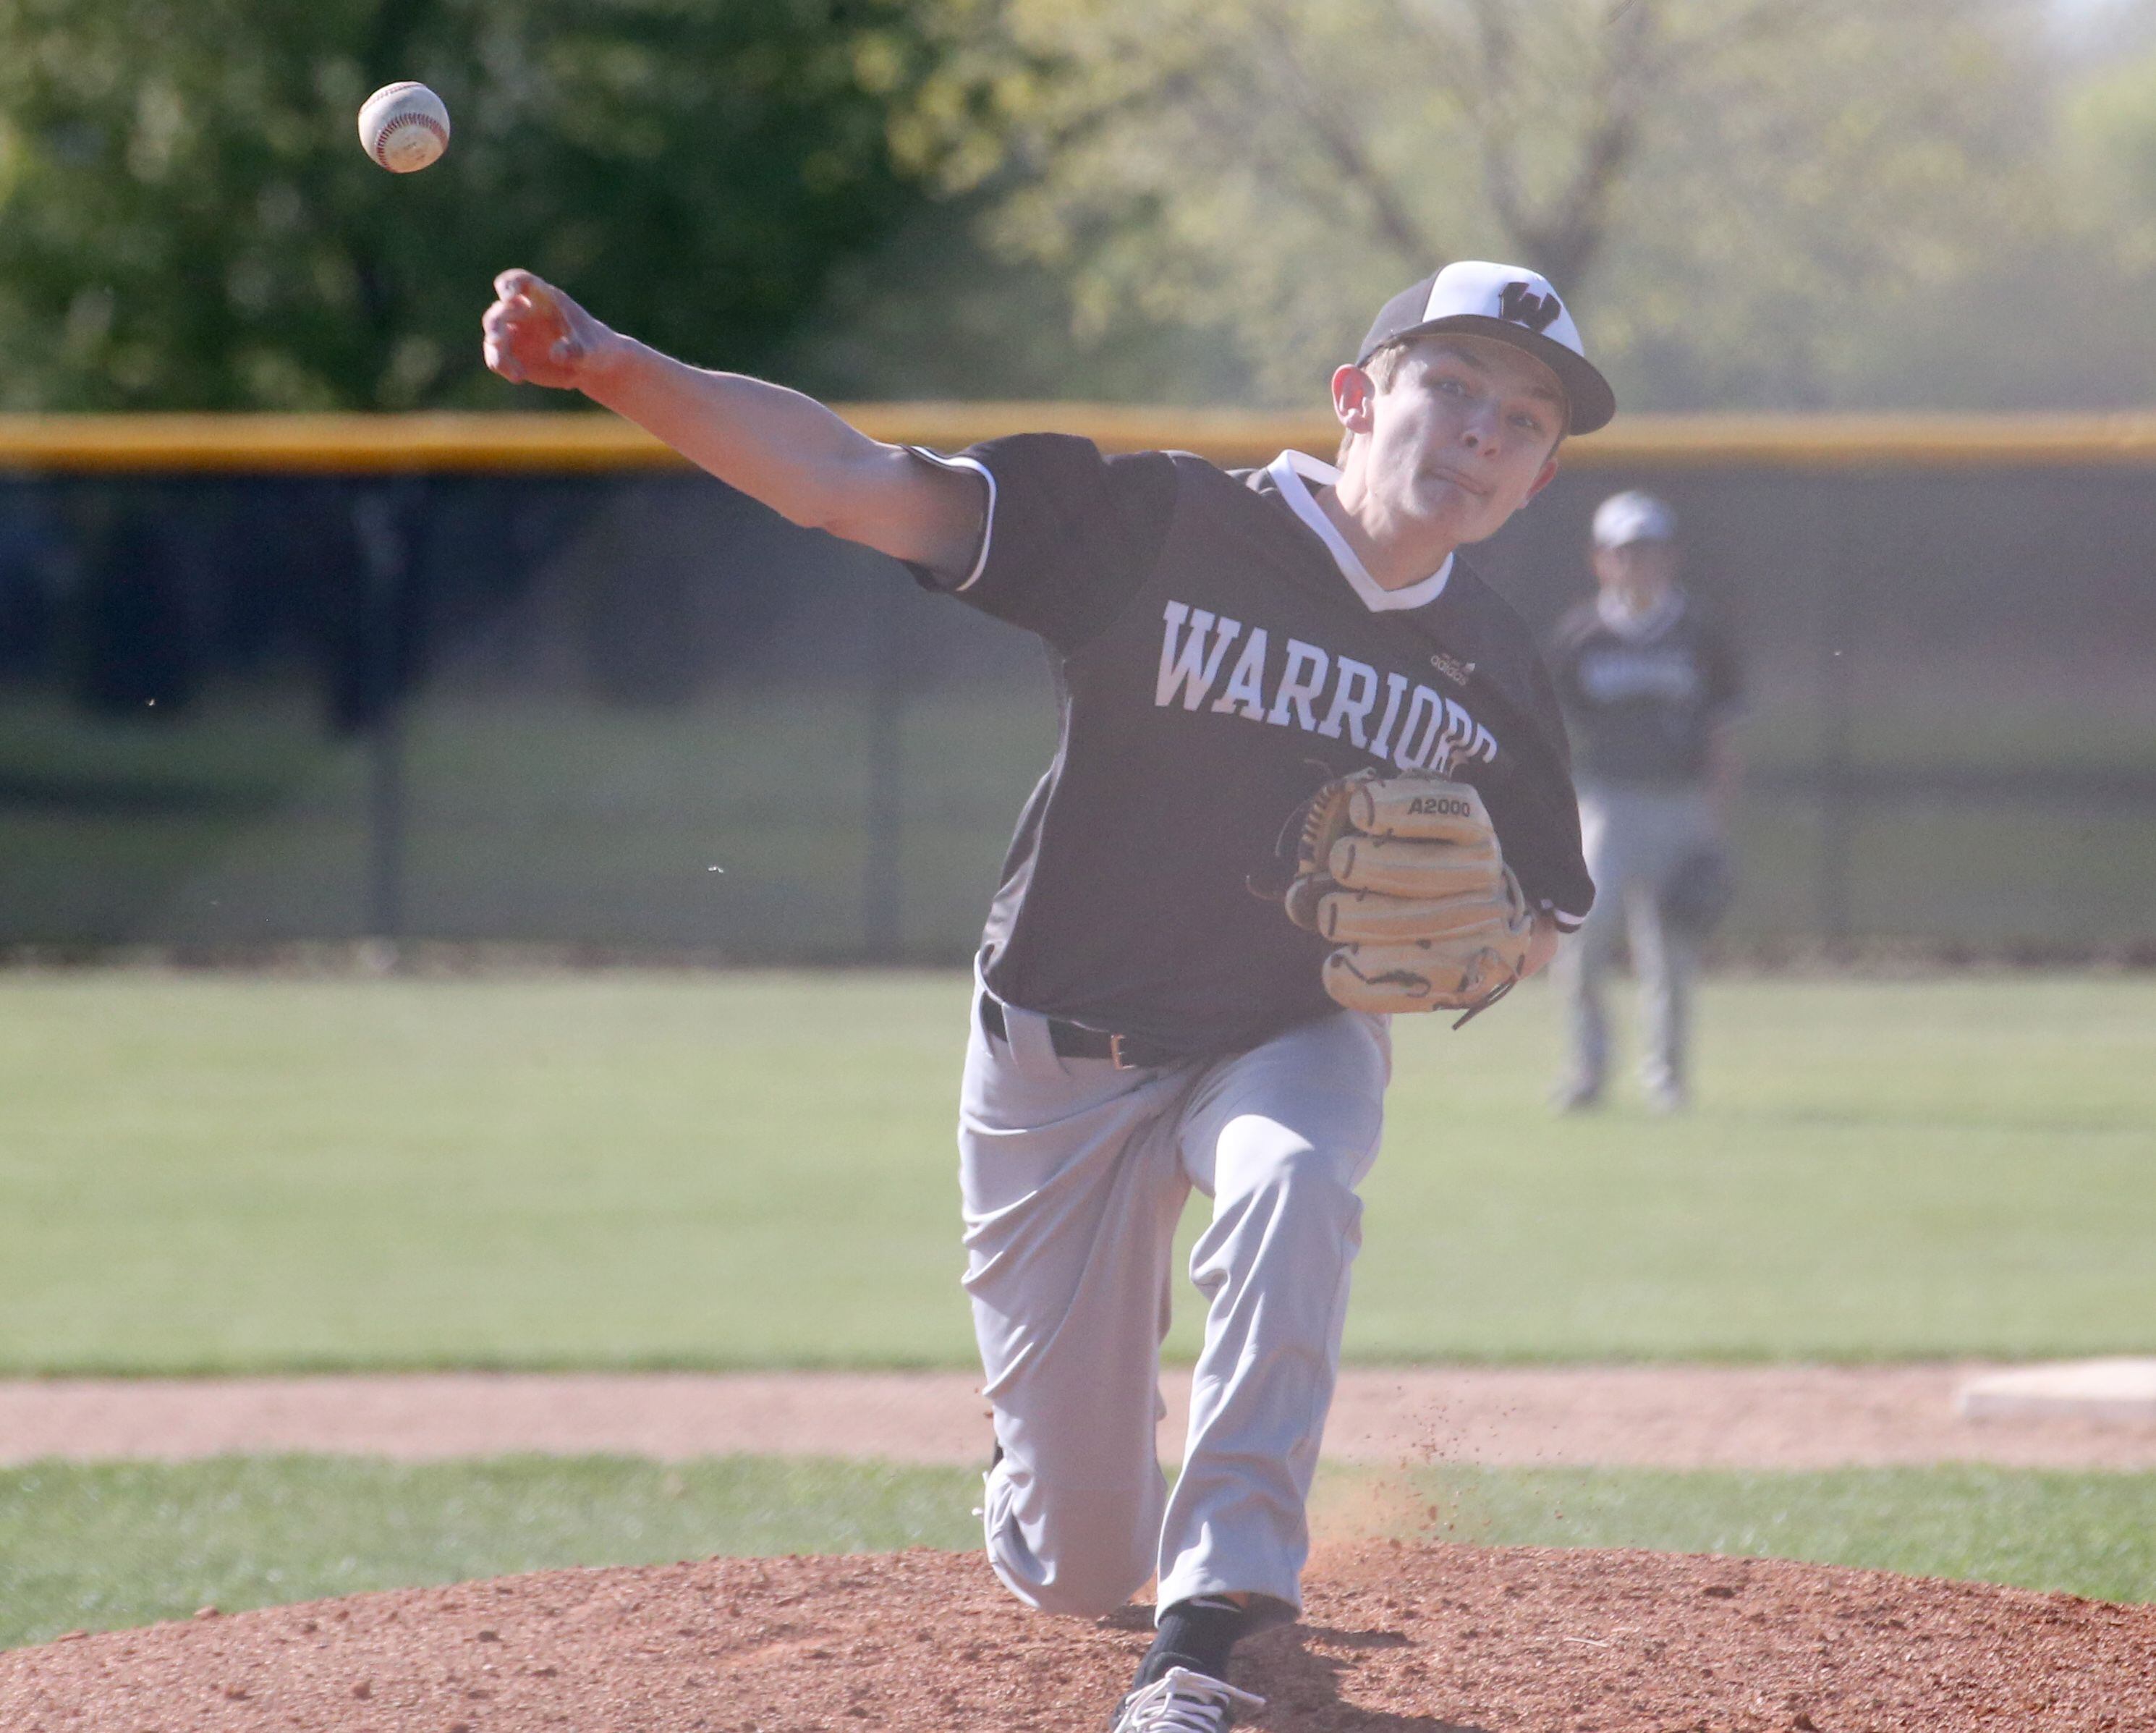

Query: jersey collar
[{"left": 1260, "top": 451, "right": 1454, "bottom": 614}]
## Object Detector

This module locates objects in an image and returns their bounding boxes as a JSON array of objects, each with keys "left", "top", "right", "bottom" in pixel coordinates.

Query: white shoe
[
  {"left": 1108, "top": 1666, "right": 1266, "bottom": 1732},
  {"left": 1549, "top": 1077, "right": 1602, "bottom": 1114}
]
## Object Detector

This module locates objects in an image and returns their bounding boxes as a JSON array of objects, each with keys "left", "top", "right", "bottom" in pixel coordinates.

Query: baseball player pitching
[{"left": 483, "top": 258, "right": 1607, "bottom": 1731}]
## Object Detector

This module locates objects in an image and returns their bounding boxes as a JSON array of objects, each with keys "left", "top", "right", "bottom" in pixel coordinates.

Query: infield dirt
[
  {"left": 7, "top": 1541, "right": 2154, "bottom": 1732},
  {"left": 11, "top": 1364, "right": 2156, "bottom": 1469}
]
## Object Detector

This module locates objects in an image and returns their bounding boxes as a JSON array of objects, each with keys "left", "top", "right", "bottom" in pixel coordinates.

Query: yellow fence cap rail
[
  {"left": 0, "top": 413, "right": 684, "bottom": 474},
  {"left": 0, "top": 407, "right": 1332, "bottom": 473},
  {"left": 1576, "top": 412, "right": 2156, "bottom": 468},
  {"left": 4, "top": 408, "right": 2156, "bottom": 474}
]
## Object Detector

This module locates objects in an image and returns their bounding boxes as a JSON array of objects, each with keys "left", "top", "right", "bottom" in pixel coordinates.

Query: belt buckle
[{"left": 1109, "top": 1032, "right": 1135, "bottom": 1071}]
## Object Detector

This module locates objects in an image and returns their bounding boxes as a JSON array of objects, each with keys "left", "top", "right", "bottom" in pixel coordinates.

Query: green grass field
[
  {"left": 5, "top": 968, "right": 2155, "bottom": 1651},
  {"left": 3, "top": 969, "right": 2152, "bottom": 1372},
  {"left": 6, "top": 1456, "right": 2154, "bottom": 1649}
]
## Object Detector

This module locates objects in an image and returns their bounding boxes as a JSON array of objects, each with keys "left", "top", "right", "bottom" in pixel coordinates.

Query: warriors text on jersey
[
  {"left": 910, "top": 434, "right": 1593, "bottom": 1057},
  {"left": 1547, "top": 588, "right": 1743, "bottom": 787}
]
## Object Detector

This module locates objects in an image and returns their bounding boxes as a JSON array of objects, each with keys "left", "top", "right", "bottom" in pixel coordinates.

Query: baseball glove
[{"left": 1283, "top": 769, "right": 1535, "bottom": 1023}]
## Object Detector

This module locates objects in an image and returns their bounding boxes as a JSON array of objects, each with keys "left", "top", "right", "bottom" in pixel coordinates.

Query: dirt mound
[{"left": 5, "top": 1543, "right": 2153, "bottom": 1732}]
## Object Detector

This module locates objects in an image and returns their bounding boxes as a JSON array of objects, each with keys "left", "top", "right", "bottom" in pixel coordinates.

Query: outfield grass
[
  {"left": 2, "top": 970, "right": 2152, "bottom": 1371},
  {"left": 5, "top": 1455, "right": 2154, "bottom": 1649}
]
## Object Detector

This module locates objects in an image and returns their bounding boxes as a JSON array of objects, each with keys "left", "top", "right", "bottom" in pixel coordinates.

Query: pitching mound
[{"left": 5, "top": 1543, "right": 2153, "bottom": 1732}]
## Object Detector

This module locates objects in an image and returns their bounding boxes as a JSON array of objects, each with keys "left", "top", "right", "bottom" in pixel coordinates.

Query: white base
[{"left": 1956, "top": 1357, "right": 2156, "bottom": 1424}]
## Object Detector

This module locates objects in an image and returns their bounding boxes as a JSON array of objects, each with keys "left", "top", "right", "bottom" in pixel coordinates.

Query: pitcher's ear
[{"left": 1331, "top": 363, "right": 1377, "bottom": 436}]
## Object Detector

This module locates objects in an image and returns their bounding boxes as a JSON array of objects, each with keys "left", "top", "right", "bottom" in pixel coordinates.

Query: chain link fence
[{"left": 1, "top": 416, "right": 2151, "bottom": 960}]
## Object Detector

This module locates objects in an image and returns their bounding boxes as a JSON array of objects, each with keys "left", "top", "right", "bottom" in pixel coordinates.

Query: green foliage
[
  {"left": 0, "top": 0, "right": 948, "bottom": 409},
  {"left": 6, "top": 1, "right": 2155, "bottom": 410},
  {"left": 1816, "top": 12, "right": 2156, "bottom": 412},
  {"left": 2, "top": 971, "right": 2155, "bottom": 1373},
  {"left": 896, "top": 0, "right": 2064, "bottom": 408},
  {"left": 2065, "top": 38, "right": 2156, "bottom": 272}
]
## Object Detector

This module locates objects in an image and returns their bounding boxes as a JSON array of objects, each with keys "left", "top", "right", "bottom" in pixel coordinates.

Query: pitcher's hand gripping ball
[
  {"left": 1284, "top": 771, "right": 1534, "bottom": 1022},
  {"left": 358, "top": 82, "right": 451, "bottom": 173}
]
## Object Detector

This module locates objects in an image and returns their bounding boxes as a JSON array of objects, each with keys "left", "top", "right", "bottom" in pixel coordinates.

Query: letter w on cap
[{"left": 1499, "top": 281, "right": 1562, "bottom": 332}]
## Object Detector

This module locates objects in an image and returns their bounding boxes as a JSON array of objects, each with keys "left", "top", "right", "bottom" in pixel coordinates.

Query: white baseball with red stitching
[{"left": 358, "top": 82, "right": 451, "bottom": 174}]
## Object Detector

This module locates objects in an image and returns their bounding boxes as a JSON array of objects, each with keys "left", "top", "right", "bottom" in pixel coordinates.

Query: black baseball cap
[{"left": 1358, "top": 260, "right": 1616, "bottom": 435}]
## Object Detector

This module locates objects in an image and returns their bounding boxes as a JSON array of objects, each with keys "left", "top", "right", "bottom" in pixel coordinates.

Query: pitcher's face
[{"left": 1355, "top": 334, "right": 1565, "bottom": 546}]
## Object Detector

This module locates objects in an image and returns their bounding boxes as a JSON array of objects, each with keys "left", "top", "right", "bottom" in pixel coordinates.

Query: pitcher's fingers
[
  {"left": 493, "top": 268, "right": 543, "bottom": 302},
  {"left": 521, "top": 279, "right": 567, "bottom": 327},
  {"left": 508, "top": 293, "right": 566, "bottom": 343},
  {"left": 483, "top": 296, "right": 540, "bottom": 333},
  {"left": 483, "top": 339, "right": 526, "bottom": 384}
]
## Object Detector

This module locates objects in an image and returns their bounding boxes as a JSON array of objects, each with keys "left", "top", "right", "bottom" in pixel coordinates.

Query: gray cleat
[{"left": 1108, "top": 1666, "right": 1266, "bottom": 1732}]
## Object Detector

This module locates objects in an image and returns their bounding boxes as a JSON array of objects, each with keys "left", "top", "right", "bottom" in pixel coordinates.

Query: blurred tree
[
  {"left": 1815, "top": 13, "right": 2156, "bottom": 412},
  {"left": 909, "top": 0, "right": 2052, "bottom": 408},
  {"left": 2064, "top": 33, "right": 2156, "bottom": 274},
  {"left": 0, "top": 0, "right": 959, "bottom": 410}
]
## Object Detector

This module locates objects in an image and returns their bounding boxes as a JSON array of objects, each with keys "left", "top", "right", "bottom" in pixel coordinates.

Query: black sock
[{"left": 1134, "top": 1595, "right": 1249, "bottom": 1690}]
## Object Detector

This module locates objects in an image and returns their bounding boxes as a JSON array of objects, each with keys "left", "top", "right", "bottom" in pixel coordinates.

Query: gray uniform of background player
[{"left": 1547, "top": 493, "right": 1743, "bottom": 1111}]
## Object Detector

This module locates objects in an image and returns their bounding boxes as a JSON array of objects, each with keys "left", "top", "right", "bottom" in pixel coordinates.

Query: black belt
[{"left": 978, "top": 993, "right": 1180, "bottom": 1071}]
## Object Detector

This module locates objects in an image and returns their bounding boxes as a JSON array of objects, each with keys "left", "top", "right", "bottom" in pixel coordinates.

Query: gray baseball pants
[
  {"left": 961, "top": 980, "right": 1388, "bottom": 1623},
  {"left": 1556, "top": 781, "right": 1714, "bottom": 1101}
]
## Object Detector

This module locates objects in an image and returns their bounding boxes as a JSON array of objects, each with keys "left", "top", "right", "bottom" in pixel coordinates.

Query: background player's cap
[
  {"left": 1592, "top": 491, "right": 1677, "bottom": 548},
  {"left": 1358, "top": 260, "right": 1616, "bottom": 435}
]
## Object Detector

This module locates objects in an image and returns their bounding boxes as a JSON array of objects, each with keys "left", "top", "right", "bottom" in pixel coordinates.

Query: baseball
[{"left": 358, "top": 82, "right": 450, "bottom": 174}]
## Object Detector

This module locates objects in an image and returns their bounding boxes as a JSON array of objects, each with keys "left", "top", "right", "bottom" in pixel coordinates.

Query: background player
[
  {"left": 1547, "top": 492, "right": 1744, "bottom": 1114},
  {"left": 481, "top": 259, "right": 1608, "bottom": 1732}
]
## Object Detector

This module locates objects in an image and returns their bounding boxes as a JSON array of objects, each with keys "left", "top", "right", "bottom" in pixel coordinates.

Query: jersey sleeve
[
  {"left": 1505, "top": 651, "right": 1595, "bottom": 932},
  {"left": 905, "top": 433, "right": 1180, "bottom": 653}
]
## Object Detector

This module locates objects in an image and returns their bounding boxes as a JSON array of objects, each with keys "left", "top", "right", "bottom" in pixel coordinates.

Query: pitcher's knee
[
  {"left": 983, "top": 1470, "right": 1157, "bottom": 1617},
  {"left": 998, "top": 1548, "right": 1153, "bottom": 1617},
  {"left": 1220, "top": 1119, "right": 1362, "bottom": 1211}
]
